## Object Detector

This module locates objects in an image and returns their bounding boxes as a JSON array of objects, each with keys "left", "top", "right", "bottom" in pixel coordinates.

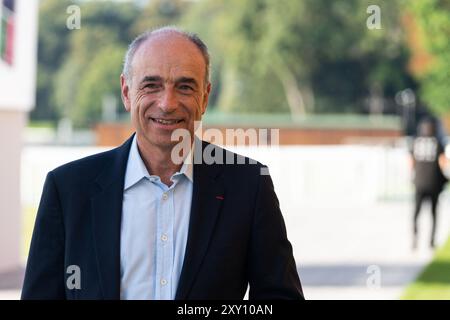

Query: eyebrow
[
  {"left": 139, "top": 75, "right": 200, "bottom": 90},
  {"left": 140, "top": 76, "right": 163, "bottom": 84}
]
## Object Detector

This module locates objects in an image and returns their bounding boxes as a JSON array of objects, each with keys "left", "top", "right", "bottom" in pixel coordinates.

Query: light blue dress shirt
[{"left": 120, "top": 135, "right": 193, "bottom": 300}]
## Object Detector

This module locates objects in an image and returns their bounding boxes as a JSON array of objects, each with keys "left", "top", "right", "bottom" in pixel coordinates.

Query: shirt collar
[
  {"left": 178, "top": 140, "right": 194, "bottom": 183},
  {"left": 124, "top": 134, "right": 194, "bottom": 190}
]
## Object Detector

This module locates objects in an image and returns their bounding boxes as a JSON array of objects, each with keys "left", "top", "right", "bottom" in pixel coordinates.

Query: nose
[{"left": 159, "top": 88, "right": 178, "bottom": 113}]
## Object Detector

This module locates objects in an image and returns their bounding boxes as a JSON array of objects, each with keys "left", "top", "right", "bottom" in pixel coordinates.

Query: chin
[{"left": 152, "top": 136, "right": 180, "bottom": 149}]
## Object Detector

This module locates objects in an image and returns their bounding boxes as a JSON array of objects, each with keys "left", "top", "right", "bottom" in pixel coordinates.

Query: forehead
[{"left": 132, "top": 33, "right": 206, "bottom": 82}]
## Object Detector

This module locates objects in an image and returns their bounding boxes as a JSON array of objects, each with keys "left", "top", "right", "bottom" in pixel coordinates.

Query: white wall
[
  {"left": 0, "top": 0, "right": 38, "bottom": 272},
  {"left": 0, "top": 112, "right": 26, "bottom": 271}
]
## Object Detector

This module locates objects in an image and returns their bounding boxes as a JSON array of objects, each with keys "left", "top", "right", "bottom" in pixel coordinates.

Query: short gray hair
[{"left": 122, "top": 26, "right": 210, "bottom": 87}]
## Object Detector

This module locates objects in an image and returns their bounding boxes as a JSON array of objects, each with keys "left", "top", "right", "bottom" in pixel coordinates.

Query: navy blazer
[{"left": 21, "top": 135, "right": 303, "bottom": 300}]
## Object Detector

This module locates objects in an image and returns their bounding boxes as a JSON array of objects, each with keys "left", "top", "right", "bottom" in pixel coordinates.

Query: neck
[{"left": 136, "top": 134, "right": 189, "bottom": 186}]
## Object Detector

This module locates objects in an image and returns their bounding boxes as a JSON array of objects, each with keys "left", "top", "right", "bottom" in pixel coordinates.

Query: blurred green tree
[
  {"left": 183, "top": 0, "right": 413, "bottom": 115},
  {"left": 410, "top": 0, "right": 450, "bottom": 115},
  {"left": 34, "top": 0, "right": 416, "bottom": 125},
  {"left": 49, "top": 1, "right": 138, "bottom": 127},
  {"left": 74, "top": 45, "right": 125, "bottom": 126},
  {"left": 53, "top": 25, "right": 123, "bottom": 126},
  {"left": 34, "top": 0, "right": 190, "bottom": 127},
  {"left": 31, "top": 0, "right": 72, "bottom": 122},
  {"left": 131, "top": 0, "right": 190, "bottom": 35}
]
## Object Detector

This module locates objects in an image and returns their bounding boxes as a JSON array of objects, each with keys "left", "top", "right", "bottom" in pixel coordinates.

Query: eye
[
  {"left": 179, "top": 84, "right": 194, "bottom": 91},
  {"left": 143, "top": 83, "right": 161, "bottom": 90}
]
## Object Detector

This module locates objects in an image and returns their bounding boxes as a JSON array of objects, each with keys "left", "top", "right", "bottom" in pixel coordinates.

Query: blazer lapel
[
  {"left": 175, "top": 142, "right": 225, "bottom": 300},
  {"left": 90, "top": 135, "right": 133, "bottom": 299}
]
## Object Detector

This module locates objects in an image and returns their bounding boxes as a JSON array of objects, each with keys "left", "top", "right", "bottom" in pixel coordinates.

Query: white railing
[{"left": 21, "top": 144, "right": 413, "bottom": 209}]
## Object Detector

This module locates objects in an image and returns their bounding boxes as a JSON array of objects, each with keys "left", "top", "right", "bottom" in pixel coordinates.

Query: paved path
[
  {"left": 286, "top": 192, "right": 450, "bottom": 299},
  {"left": 2, "top": 193, "right": 449, "bottom": 300},
  {"left": 0, "top": 268, "right": 22, "bottom": 300}
]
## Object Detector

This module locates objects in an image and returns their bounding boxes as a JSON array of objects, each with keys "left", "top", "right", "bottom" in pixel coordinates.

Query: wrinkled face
[{"left": 121, "top": 33, "right": 210, "bottom": 150}]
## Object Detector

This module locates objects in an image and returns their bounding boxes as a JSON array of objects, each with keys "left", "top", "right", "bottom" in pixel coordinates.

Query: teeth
[{"left": 153, "top": 118, "right": 179, "bottom": 125}]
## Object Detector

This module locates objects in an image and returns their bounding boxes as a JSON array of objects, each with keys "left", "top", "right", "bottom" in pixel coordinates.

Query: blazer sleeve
[
  {"left": 21, "top": 171, "right": 66, "bottom": 299},
  {"left": 248, "top": 167, "right": 304, "bottom": 300}
]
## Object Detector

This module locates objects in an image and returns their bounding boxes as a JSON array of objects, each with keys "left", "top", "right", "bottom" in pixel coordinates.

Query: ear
[
  {"left": 201, "top": 82, "right": 211, "bottom": 115},
  {"left": 120, "top": 74, "right": 131, "bottom": 112}
]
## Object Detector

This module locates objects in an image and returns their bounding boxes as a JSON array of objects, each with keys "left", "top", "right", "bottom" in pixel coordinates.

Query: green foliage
[
  {"left": 31, "top": 0, "right": 73, "bottom": 121},
  {"left": 34, "top": 0, "right": 418, "bottom": 125},
  {"left": 183, "top": 0, "right": 413, "bottom": 114},
  {"left": 131, "top": 0, "right": 190, "bottom": 35},
  {"left": 410, "top": 0, "right": 450, "bottom": 114},
  {"left": 53, "top": 25, "right": 125, "bottom": 125},
  {"left": 34, "top": 0, "right": 191, "bottom": 127},
  {"left": 74, "top": 45, "right": 125, "bottom": 127}
]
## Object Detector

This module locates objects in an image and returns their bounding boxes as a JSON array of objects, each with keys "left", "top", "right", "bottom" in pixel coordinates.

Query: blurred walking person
[{"left": 411, "top": 117, "right": 448, "bottom": 249}]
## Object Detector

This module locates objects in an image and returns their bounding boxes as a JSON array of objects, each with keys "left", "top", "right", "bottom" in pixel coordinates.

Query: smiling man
[
  {"left": 22, "top": 27, "right": 303, "bottom": 300},
  {"left": 120, "top": 28, "right": 210, "bottom": 186}
]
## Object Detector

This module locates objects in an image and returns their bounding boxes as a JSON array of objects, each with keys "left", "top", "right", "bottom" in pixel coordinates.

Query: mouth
[{"left": 149, "top": 117, "right": 185, "bottom": 129}]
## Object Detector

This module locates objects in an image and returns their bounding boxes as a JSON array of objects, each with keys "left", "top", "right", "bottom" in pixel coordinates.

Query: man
[
  {"left": 22, "top": 27, "right": 303, "bottom": 300},
  {"left": 411, "top": 116, "right": 448, "bottom": 249}
]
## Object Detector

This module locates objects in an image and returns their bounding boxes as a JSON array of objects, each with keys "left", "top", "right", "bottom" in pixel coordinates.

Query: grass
[{"left": 402, "top": 236, "right": 450, "bottom": 299}]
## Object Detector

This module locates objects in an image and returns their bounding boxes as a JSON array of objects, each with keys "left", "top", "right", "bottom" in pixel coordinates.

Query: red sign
[{"left": 0, "top": 0, "right": 15, "bottom": 65}]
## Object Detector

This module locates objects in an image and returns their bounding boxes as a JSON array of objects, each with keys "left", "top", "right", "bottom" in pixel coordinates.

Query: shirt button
[
  {"left": 160, "top": 279, "right": 167, "bottom": 286},
  {"left": 162, "top": 193, "right": 168, "bottom": 200},
  {"left": 161, "top": 234, "right": 168, "bottom": 242}
]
